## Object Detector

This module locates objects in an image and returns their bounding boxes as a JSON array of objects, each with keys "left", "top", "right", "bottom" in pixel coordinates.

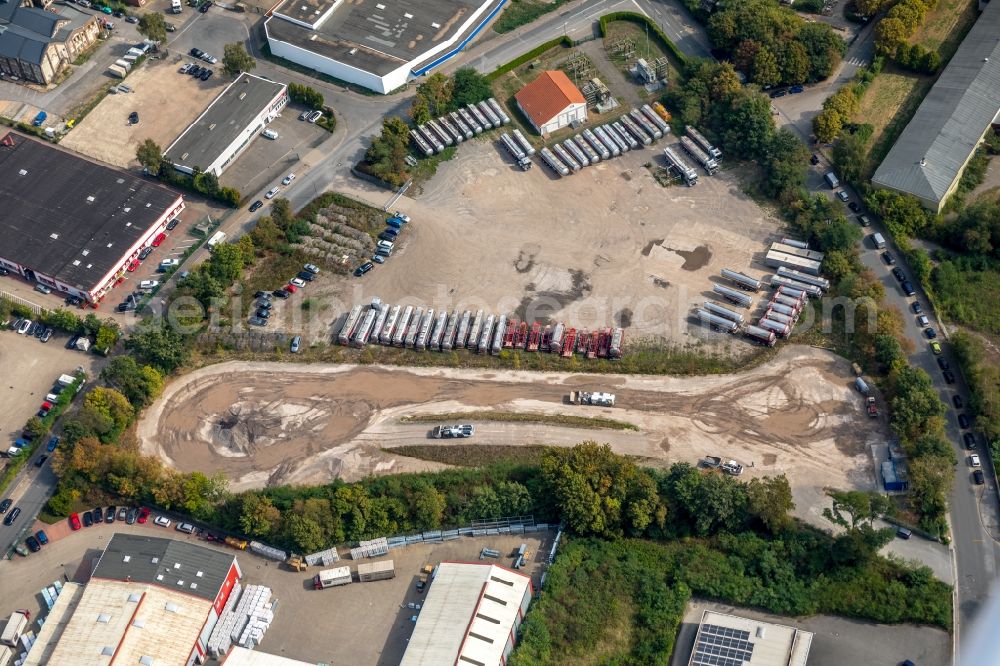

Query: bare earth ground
[
  {"left": 138, "top": 346, "right": 879, "bottom": 525},
  {"left": 60, "top": 59, "right": 225, "bottom": 168},
  {"left": 298, "top": 140, "right": 785, "bottom": 346}
]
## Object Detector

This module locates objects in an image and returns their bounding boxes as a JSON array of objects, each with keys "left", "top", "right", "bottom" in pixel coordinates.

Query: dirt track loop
[{"left": 140, "top": 346, "right": 880, "bottom": 519}]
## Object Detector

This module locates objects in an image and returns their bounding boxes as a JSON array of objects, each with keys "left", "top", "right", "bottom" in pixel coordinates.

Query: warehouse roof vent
[
  {"left": 18, "top": 169, "right": 27, "bottom": 176},
  {"left": 87, "top": 195, "right": 95, "bottom": 202},
  {"left": 50, "top": 233, "right": 58, "bottom": 240}
]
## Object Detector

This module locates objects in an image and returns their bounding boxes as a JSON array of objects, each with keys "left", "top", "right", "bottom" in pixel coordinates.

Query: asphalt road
[{"left": 3, "top": 459, "right": 59, "bottom": 556}]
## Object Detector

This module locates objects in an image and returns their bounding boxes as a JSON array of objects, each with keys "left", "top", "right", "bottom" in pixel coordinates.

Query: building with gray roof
[
  {"left": 264, "top": 0, "right": 506, "bottom": 94},
  {"left": 0, "top": 0, "right": 101, "bottom": 85},
  {"left": 871, "top": 0, "right": 1000, "bottom": 212},
  {"left": 165, "top": 72, "right": 288, "bottom": 177}
]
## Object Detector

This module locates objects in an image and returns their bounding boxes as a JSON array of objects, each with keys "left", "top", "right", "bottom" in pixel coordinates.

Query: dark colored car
[
  {"left": 106, "top": 506, "right": 116, "bottom": 523},
  {"left": 34, "top": 455, "right": 48, "bottom": 467},
  {"left": 925, "top": 327, "right": 937, "bottom": 339},
  {"left": 902, "top": 281, "right": 916, "bottom": 296},
  {"left": 354, "top": 262, "right": 374, "bottom": 277},
  {"left": 67, "top": 334, "right": 79, "bottom": 349},
  {"left": 378, "top": 231, "right": 398, "bottom": 242},
  {"left": 257, "top": 299, "right": 272, "bottom": 309},
  {"left": 255, "top": 308, "right": 271, "bottom": 319},
  {"left": 769, "top": 89, "right": 787, "bottom": 98},
  {"left": 139, "top": 246, "right": 154, "bottom": 260},
  {"left": 810, "top": 153, "right": 819, "bottom": 165},
  {"left": 249, "top": 316, "right": 268, "bottom": 327},
  {"left": 937, "top": 357, "right": 949, "bottom": 370},
  {"left": 296, "top": 271, "right": 315, "bottom": 282},
  {"left": 892, "top": 267, "right": 905, "bottom": 282},
  {"left": 964, "top": 433, "right": 977, "bottom": 449},
  {"left": 912, "top": 302, "right": 923, "bottom": 314},
  {"left": 0, "top": 498, "right": 11, "bottom": 513},
  {"left": 272, "top": 289, "right": 289, "bottom": 299},
  {"left": 254, "top": 290, "right": 269, "bottom": 299},
  {"left": 128, "top": 111, "right": 139, "bottom": 124},
  {"left": 848, "top": 201, "right": 860, "bottom": 212},
  {"left": 199, "top": 0, "right": 211, "bottom": 11},
  {"left": 82, "top": 511, "right": 93, "bottom": 527},
  {"left": 126, "top": 506, "right": 139, "bottom": 524},
  {"left": 190, "top": 47, "right": 204, "bottom": 58},
  {"left": 974, "top": 469, "right": 985, "bottom": 485},
  {"left": 943, "top": 371, "right": 955, "bottom": 384},
  {"left": 25, "top": 535, "right": 41, "bottom": 552},
  {"left": 958, "top": 413, "right": 970, "bottom": 428},
  {"left": 3, "top": 506, "right": 20, "bottom": 525},
  {"left": 188, "top": 65, "right": 202, "bottom": 77},
  {"left": 954, "top": 395, "right": 964, "bottom": 409},
  {"left": 249, "top": 200, "right": 263, "bottom": 212},
  {"left": 92, "top": 507, "right": 103, "bottom": 524},
  {"left": 881, "top": 252, "right": 894, "bottom": 265},
  {"left": 36, "top": 530, "right": 48, "bottom": 545},
  {"left": 166, "top": 217, "right": 180, "bottom": 230},
  {"left": 200, "top": 69, "right": 213, "bottom": 81}
]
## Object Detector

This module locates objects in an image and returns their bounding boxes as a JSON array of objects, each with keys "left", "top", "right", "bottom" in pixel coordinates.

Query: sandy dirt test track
[{"left": 140, "top": 347, "right": 879, "bottom": 519}]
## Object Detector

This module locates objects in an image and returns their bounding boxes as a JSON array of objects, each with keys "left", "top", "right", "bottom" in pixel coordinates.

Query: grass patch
[
  {"left": 931, "top": 258, "right": 1000, "bottom": 335},
  {"left": 855, "top": 66, "right": 930, "bottom": 177},
  {"left": 493, "top": 0, "right": 570, "bottom": 34},
  {"left": 389, "top": 444, "right": 549, "bottom": 467},
  {"left": 912, "top": 0, "right": 979, "bottom": 58},
  {"left": 602, "top": 20, "right": 682, "bottom": 98},
  {"left": 400, "top": 410, "right": 640, "bottom": 431}
]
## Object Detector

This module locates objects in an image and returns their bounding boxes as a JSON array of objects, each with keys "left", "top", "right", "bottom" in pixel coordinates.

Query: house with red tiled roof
[{"left": 514, "top": 70, "right": 587, "bottom": 135}]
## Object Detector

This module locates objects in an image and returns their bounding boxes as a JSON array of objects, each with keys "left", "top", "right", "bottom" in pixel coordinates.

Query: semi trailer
[
  {"left": 685, "top": 125, "right": 722, "bottom": 161},
  {"left": 679, "top": 135, "right": 719, "bottom": 175},
  {"left": 540, "top": 147, "right": 570, "bottom": 176},
  {"left": 663, "top": 146, "right": 698, "bottom": 186},
  {"left": 721, "top": 268, "right": 762, "bottom": 291},
  {"left": 713, "top": 284, "right": 753, "bottom": 308},
  {"left": 553, "top": 142, "right": 581, "bottom": 171},
  {"left": 697, "top": 309, "right": 739, "bottom": 333}
]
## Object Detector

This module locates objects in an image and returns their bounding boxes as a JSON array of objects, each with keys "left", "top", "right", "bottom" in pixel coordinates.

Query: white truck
[
  {"left": 568, "top": 391, "right": 616, "bottom": 407},
  {"left": 313, "top": 566, "right": 353, "bottom": 589},
  {"left": 207, "top": 230, "right": 226, "bottom": 250},
  {"left": 171, "top": 0, "right": 182, "bottom": 12},
  {"left": 0, "top": 611, "right": 28, "bottom": 648}
]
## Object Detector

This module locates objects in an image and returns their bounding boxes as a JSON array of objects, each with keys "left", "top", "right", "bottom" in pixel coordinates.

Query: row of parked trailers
[
  {"left": 528, "top": 105, "right": 670, "bottom": 178},
  {"left": 698, "top": 246, "right": 828, "bottom": 346},
  {"left": 410, "top": 97, "right": 511, "bottom": 156},
  {"left": 337, "top": 301, "right": 625, "bottom": 359}
]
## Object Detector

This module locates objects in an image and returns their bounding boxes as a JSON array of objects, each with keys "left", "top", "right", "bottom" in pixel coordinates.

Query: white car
[
  {"left": 16, "top": 319, "right": 32, "bottom": 334},
  {"left": 261, "top": 128, "right": 278, "bottom": 140},
  {"left": 308, "top": 110, "right": 323, "bottom": 123},
  {"left": 154, "top": 516, "right": 171, "bottom": 528},
  {"left": 201, "top": 53, "right": 218, "bottom": 64},
  {"left": 303, "top": 263, "right": 320, "bottom": 274},
  {"left": 393, "top": 212, "right": 411, "bottom": 223},
  {"left": 179, "top": 63, "right": 191, "bottom": 73},
  {"left": 139, "top": 279, "right": 160, "bottom": 290},
  {"left": 971, "top": 454, "right": 981, "bottom": 467},
  {"left": 265, "top": 187, "right": 280, "bottom": 199},
  {"left": 290, "top": 277, "right": 306, "bottom": 288},
  {"left": 35, "top": 284, "right": 52, "bottom": 294},
  {"left": 282, "top": 173, "right": 295, "bottom": 185},
  {"left": 917, "top": 315, "right": 930, "bottom": 327},
  {"left": 175, "top": 522, "right": 195, "bottom": 533}
]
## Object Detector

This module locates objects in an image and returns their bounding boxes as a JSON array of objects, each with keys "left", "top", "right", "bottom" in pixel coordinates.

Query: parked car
[
  {"left": 166, "top": 217, "right": 180, "bottom": 231},
  {"left": 34, "top": 455, "right": 47, "bottom": 467},
  {"left": 117, "top": 506, "right": 127, "bottom": 521},
  {"left": 912, "top": 302, "right": 923, "bottom": 314},
  {"left": 958, "top": 413, "right": 970, "bottom": 428},
  {"left": 126, "top": 507, "right": 139, "bottom": 524},
  {"left": 902, "top": 281, "right": 916, "bottom": 296},
  {"left": 265, "top": 187, "right": 280, "bottom": 199},
  {"left": 37, "top": 401, "right": 52, "bottom": 418},
  {"left": 290, "top": 277, "right": 306, "bottom": 288},
  {"left": 3, "top": 507, "right": 20, "bottom": 526},
  {"left": 154, "top": 515, "right": 171, "bottom": 528},
  {"left": 36, "top": 530, "right": 48, "bottom": 545},
  {"left": 158, "top": 258, "right": 180, "bottom": 272},
  {"left": 847, "top": 201, "right": 860, "bottom": 212},
  {"left": 70, "top": 513, "right": 82, "bottom": 530},
  {"left": 16, "top": 319, "right": 31, "bottom": 334},
  {"left": 40, "top": 328, "right": 53, "bottom": 343},
  {"left": 255, "top": 308, "right": 271, "bottom": 319},
  {"left": 892, "top": 267, "right": 905, "bottom": 282},
  {"left": 354, "top": 262, "right": 374, "bottom": 277},
  {"left": 284, "top": 283, "right": 298, "bottom": 293},
  {"left": 189, "top": 47, "right": 204, "bottom": 57},
  {"left": 139, "top": 246, "right": 154, "bottom": 260},
  {"left": 931, "top": 341, "right": 942, "bottom": 355},
  {"left": 372, "top": 255, "right": 385, "bottom": 264},
  {"left": 954, "top": 395, "right": 964, "bottom": 408},
  {"left": 261, "top": 128, "right": 278, "bottom": 140},
  {"left": 128, "top": 111, "right": 139, "bottom": 124},
  {"left": 303, "top": 263, "right": 320, "bottom": 274},
  {"left": 964, "top": 433, "right": 977, "bottom": 449},
  {"left": 200, "top": 69, "right": 213, "bottom": 81},
  {"left": 937, "top": 356, "right": 949, "bottom": 370},
  {"left": 0, "top": 498, "right": 11, "bottom": 513},
  {"left": 974, "top": 469, "right": 985, "bottom": 485},
  {"left": 176, "top": 522, "right": 195, "bottom": 533},
  {"left": 836, "top": 191, "right": 849, "bottom": 202},
  {"left": 971, "top": 454, "right": 981, "bottom": 467},
  {"left": 138, "top": 507, "right": 151, "bottom": 523},
  {"left": 82, "top": 511, "right": 93, "bottom": 527},
  {"left": 126, "top": 259, "right": 140, "bottom": 272},
  {"left": 925, "top": 327, "right": 937, "bottom": 339},
  {"left": 308, "top": 110, "right": 323, "bottom": 123},
  {"left": 282, "top": 173, "right": 296, "bottom": 185},
  {"left": 943, "top": 371, "right": 955, "bottom": 384},
  {"left": 199, "top": 0, "right": 211, "bottom": 11},
  {"left": 810, "top": 153, "right": 819, "bottom": 165},
  {"left": 35, "top": 284, "right": 52, "bottom": 295},
  {"left": 291, "top": 336, "right": 301, "bottom": 353},
  {"left": 272, "top": 289, "right": 290, "bottom": 299},
  {"left": 25, "top": 535, "right": 41, "bottom": 552},
  {"left": 881, "top": 252, "right": 894, "bottom": 265},
  {"left": 296, "top": 271, "right": 315, "bottom": 282},
  {"left": 151, "top": 232, "right": 166, "bottom": 247},
  {"left": 139, "top": 280, "right": 159, "bottom": 289},
  {"left": 248, "top": 316, "right": 268, "bottom": 327},
  {"left": 105, "top": 506, "right": 116, "bottom": 522},
  {"left": 91, "top": 506, "right": 103, "bottom": 523},
  {"left": 858, "top": 214, "right": 871, "bottom": 226},
  {"left": 249, "top": 200, "right": 264, "bottom": 212}
]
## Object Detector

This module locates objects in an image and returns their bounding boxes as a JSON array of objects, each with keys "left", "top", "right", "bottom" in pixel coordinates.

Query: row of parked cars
[
  {"left": 354, "top": 212, "right": 410, "bottom": 277},
  {"left": 11, "top": 317, "right": 54, "bottom": 343},
  {"left": 248, "top": 263, "right": 321, "bottom": 327},
  {"left": 69, "top": 505, "right": 197, "bottom": 533},
  {"left": 1, "top": 499, "right": 49, "bottom": 554}
]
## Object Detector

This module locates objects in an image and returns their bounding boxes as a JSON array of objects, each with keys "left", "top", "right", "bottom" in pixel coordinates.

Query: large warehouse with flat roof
[
  {"left": 264, "top": 0, "right": 506, "bottom": 94},
  {"left": 400, "top": 562, "right": 532, "bottom": 666},
  {"left": 0, "top": 132, "right": 184, "bottom": 305},
  {"left": 165, "top": 73, "right": 288, "bottom": 177},
  {"left": 871, "top": 0, "right": 1000, "bottom": 212}
]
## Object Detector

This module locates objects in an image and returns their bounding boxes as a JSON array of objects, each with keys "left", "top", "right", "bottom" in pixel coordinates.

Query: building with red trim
[
  {"left": 0, "top": 132, "right": 184, "bottom": 306},
  {"left": 23, "top": 533, "right": 241, "bottom": 666},
  {"left": 399, "top": 561, "right": 533, "bottom": 666}
]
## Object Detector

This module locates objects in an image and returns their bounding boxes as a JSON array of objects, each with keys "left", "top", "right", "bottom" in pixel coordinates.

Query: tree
[
  {"left": 95, "top": 324, "right": 119, "bottom": 354},
  {"left": 746, "top": 476, "right": 794, "bottom": 533},
  {"left": 126, "top": 323, "right": 191, "bottom": 374},
  {"left": 285, "top": 514, "right": 325, "bottom": 552},
  {"left": 823, "top": 490, "right": 891, "bottom": 529},
  {"left": 874, "top": 17, "right": 908, "bottom": 55},
  {"left": 101, "top": 356, "right": 164, "bottom": 407},
  {"left": 82, "top": 387, "right": 134, "bottom": 441},
  {"left": 408, "top": 97, "right": 431, "bottom": 126},
  {"left": 761, "top": 128, "right": 808, "bottom": 198},
  {"left": 721, "top": 93, "right": 774, "bottom": 159},
  {"left": 752, "top": 47, "right": 781, "bottom": 87},
  {"left": 182, "top": 471, "right": 228, "bottom": 520},
  {"left": 813, "top": 108, "right": 843, "bottom": 143},
  {"left": 240, "top": 493, "right": 281, "bottom": 536},
  {"left": 137, "top": 12, "right": 167, "bottom": 43},
  {"left": 364, "top": 117, "right": 411, "bottom": 187},
  {"left": 136, "top": 139, "right": 164, "bottom": 175},
  {"left": 780, "top": 41, "right": 810, "bottom": 84},
  {"left": 888, "top": 365, "right": 946, "bottom": 440},
  {"left": 206, "top": 242, "right": 247, "bottom": 284},
  {"left": 415, "top": 73, "right": 452, "bottom": 117},
  {"left": 222, "top": 42, "right": 256, "bottom": 77},
  {"left": 411, "top": 484, "right": 445, "bottom": 529},
  {"left": 468, "top": 486, "right": 502, "bottom": 519},
  {"left": 833, "top": 131, "right": 868, "bottom": 183},
  {"left": 450, "top": 68, "right": 492, "bottom": 108}
]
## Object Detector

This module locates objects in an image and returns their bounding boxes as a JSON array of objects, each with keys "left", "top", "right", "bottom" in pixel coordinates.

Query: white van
[
  {"left": 872, "top": 232, "right": 886, "bottom": 249},
  {"left": 171, "top": 0, "right": 182, "bottom": 13},
  {"left": 207, "top": 230, "right": 226, "bottom": 249}
]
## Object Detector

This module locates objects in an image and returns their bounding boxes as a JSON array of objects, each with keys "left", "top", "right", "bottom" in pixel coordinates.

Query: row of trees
[
  {"left": 0, "top": 299, "right": 120, "bottom": 353},
  {"left": 707, "top": 0, "right": 846, "bottom": 87},
  {"left": 136, "top": 139, "right": 241, "bottom": 207},
  {"left": 874, "top": 0, "right": 937, "bottom": 57}
]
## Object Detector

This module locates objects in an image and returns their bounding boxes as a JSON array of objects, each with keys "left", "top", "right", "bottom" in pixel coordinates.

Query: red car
[
  {"left": 285, "top": 283, "right": 297, "bottom": 293},
  {"left": 69, "top": 513, "right": 81, "bottom": 531},
  {"left": 137, "top": 507, "right": 151, "bottom": 524},
  {"left": 151, "top": 233, "right": 166, "bottom": 247},
  {"left": 126, "top": 259, "right": 140, "bottom": 272}
]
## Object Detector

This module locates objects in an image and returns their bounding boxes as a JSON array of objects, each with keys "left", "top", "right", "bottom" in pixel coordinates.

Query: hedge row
[
  {"left": 598, "top": 12, "right": 689, "bottom": 69},
  {"left": 486, "top": 36, "right": 572, "bottom": 81}
]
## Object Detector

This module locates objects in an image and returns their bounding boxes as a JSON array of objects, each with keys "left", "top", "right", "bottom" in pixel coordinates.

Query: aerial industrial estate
[{"left": 0, "top": 0, "right": 998, "bottom": 663}]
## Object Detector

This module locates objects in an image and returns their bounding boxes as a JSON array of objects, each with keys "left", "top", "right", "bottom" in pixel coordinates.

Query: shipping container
[{"left": 357, "top": 560, "right": 395, "bottom": 582}]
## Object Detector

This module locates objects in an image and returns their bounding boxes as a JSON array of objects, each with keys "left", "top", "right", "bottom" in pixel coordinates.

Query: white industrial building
[
  {"left": 514, "top": 70, "right": 588, "bottom": 135},
  {"left": 264, "top": 0, "right": 506, "bottom": 94},
  {"left": 687, "top": 610, "right": 813, "bottom": 666},
  {"left": 165, "top": 73, "right": 288, "bottom": 177},
  {"left": 400, "top": 562, "right": 533, "bottom": 666}
]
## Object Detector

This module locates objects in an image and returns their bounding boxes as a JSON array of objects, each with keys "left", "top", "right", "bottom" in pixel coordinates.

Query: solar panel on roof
[{"left": 692, "top": 623, "right": 755, "bottom": 666}]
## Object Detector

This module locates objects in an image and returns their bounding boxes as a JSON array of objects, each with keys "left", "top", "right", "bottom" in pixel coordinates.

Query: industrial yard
[
  {"left": 308, "top": 138, "right": 783, "bottom": 349},
  {"left": 138, "top": 346, "right": 879, "bottom": 525}
]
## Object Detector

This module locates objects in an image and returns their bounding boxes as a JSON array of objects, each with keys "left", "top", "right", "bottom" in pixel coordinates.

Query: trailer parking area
[
  {"left": 60, "top": 59, "right": 225, "bottom": 169},
  {"left": 138, "top": 346, "right": 879, "bottom": 525},
  {"left": 311, "top": 139, "right": 781, "bottom": 347}
]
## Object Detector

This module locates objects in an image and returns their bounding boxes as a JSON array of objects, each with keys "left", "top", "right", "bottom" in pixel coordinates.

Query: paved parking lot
[
  {"left": 220, "top": 106, "right": 329, "bottom": 198},
  {"left": 0, "top": 518, "right": 551, "bottom": 666},
  {"left": 0, "top": 330, "right": 104, "bottom": 459}
]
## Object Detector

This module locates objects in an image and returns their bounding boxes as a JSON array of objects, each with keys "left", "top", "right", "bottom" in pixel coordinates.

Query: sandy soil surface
[
  {"left": 298, "top": 140, "right": 785, "bottom": 346},
  {"left": 139, "top": 346, "right": 879, "bottom": 522},
  {"left": 60, "top": 59, "right": 225, "bottom": 168}
]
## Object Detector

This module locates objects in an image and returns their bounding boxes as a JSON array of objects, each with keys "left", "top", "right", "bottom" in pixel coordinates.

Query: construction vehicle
[
  {"left": 561, "top": 328, "right": 577, "bottom": 357},
  {"left": 867, "top": 396, "right": 879, "bottom": 418},
  {"left": 287, "top": 554, "right": 307, "bottom": 572},
  {"left": 516, "top": 321, "right": 529, "bottom": 349},
  {"left": 527, "top": 322, "right": 542, "bottom": 351},
  {"left": 569, "top": 391, "right": 616, "bottom": 406},
  {"left": 608, "top": 327, "right": 624, "bottom": 359},
  {"left": 663, "top": 146, "right": 698, "bottom": 186},
  {"left": 224, "top": 536, "right": 248, "bottom": 550}
]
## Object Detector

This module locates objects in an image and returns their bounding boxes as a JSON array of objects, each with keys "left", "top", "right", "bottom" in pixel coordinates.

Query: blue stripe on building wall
[{"left": 411, "top": 0, "right": 508, "bottom": 77}]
